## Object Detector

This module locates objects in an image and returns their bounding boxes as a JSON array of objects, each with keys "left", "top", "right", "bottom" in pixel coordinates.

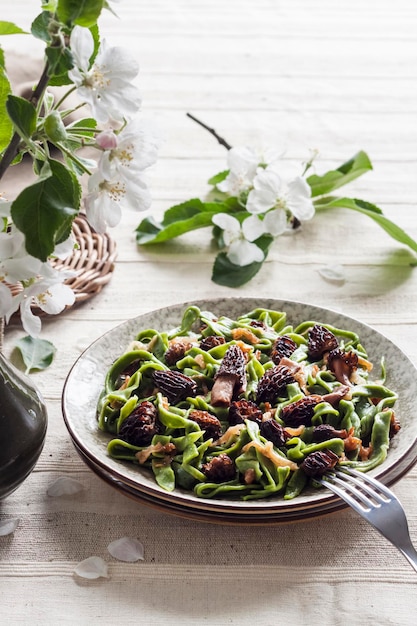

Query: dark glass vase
[{"left": 0, "top": 352, "right": 48, "bottom": 499}]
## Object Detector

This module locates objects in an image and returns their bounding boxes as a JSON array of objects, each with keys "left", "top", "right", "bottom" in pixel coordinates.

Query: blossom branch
[
  {"left": 0, "top": 63, "right": 51, "bottom": 180},
  {"left": 186, "top": 112, "right": 232, "bottom": 150}
]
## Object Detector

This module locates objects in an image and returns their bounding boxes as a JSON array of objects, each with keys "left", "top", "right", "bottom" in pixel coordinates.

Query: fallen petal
[
  {"left": 74, "top": 556, "right": 109, "bottom": 579},
  {"left": 47, "top": 476, "right": 86, "bottom": 497},
  {"left": 318, "top": 264, "right": 346, "bottom": 285},
  {"left": 107, "top": 537, "right": 145, "bottom": 562},
  {"left": 0, "top": 518, "right": 20, "bottom": 537}
]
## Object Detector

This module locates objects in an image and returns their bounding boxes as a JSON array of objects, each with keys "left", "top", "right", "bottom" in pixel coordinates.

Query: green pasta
[{"left": 97, "top": 306, "right": 400, "bottom": 501}]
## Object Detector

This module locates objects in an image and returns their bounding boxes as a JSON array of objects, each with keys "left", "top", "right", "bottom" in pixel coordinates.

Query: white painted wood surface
[{"left": 1, "top": 1, "right": 417, "bottom": 623}]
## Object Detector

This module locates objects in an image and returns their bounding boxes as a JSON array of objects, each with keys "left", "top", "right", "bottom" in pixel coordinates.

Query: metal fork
[{"left": 318, "top": 466, "right": 417, "bottom": 574}]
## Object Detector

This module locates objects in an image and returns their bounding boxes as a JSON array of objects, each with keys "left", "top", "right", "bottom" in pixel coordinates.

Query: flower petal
[
  {"left": 241, "top": 215, "right": 266, "bottom": 242},
  {"left": 263, "top": 208, "right": 287, "bottom": 236},
  {"left": 287, "top": 176, "right": 315, "bottom": 221},
  {"left": 0, "top": 282, "right": 14, "bottom": 318},
  {"left": 212, "top": 213, "right": 240, "bottom": 236},
  {"left": 74, "top": 556, "right": 109, "bottom": 580},
  {"left": 69, "top": 26, "right": 94, "bottom": 72},
  {"left": 107, "top": 537, "right": 145, "bottom": 562},
  {"left": 47, "top": 477, "right": 86, "bottom": 497},
  {"left": 0, "top": 517, "right": 20, "bottom": 536},
  {"left": 318, "top": 264, "right": 346, "bottom": 285},
  {"left": 227, "top": 240, "right": 264, "bottom": 266}
]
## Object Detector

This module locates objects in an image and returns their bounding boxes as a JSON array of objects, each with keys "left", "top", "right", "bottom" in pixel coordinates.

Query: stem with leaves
[
  {"left": 135, "top": 115, "right": 417, "bottom": 288},
  {"left": 0, "top": 63, "right": 51, "bottom": 180}
]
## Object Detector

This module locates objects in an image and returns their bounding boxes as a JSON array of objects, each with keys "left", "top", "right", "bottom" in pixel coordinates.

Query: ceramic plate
[{"left": 62, "top": 298, "right": 417, "bottom": 522}]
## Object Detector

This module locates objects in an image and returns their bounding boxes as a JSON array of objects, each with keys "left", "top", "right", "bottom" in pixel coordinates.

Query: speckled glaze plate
[{"left": 62, "top": 298, "right": 417, "bottom": 523}]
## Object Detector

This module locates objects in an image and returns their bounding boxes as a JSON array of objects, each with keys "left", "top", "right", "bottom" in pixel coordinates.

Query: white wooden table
[{"left": 1, "top": 0, "right": 417, "bottom": 623}]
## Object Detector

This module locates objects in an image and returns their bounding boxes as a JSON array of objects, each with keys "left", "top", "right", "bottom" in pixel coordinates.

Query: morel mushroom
[
  {"left": 199, "top": 335, "right": 226, "bottom": 351},
  {"left": 202, "top": 454, "right": 236, "bottom": 482},
  {"left": 189, "top": 409, "right": 222, "bottom": 441},
  {"left": 280, "top": 396, "right": 320, "bottom": 427},
  {"left": 118, "top": 400, "right": 161, "bottom": 447},
  {"left": 270, "top": 335, "right": 298, "bottom": 364},
  {"left": 327, "top": 348, "right": 358, "bottom": 385},
  {"left": 211, "top": 344, "right": 247, "bottom": 407},
  {"left": 312, "top": 424, "right": 348, "bottom": 443},
  {"left": 228, "top": 399, "right": 263, "bottom": 426},
  {"left": 152, "top": 369, "right": 198, "bottom": 404},
  {"left": 260, "top": 419, "right": 290, "bottom": 447},
  {"left": 300, "top": 449, "right": 339, "bottom": 477},
  {"left": 256, "top": 364, "right": 296, "bottom": 405},
  {"left": 164, "top": 340, "right": 192, "bottom": 366},
  {"left": 307, "top": 324, "right": 339, "bottom": 361}
]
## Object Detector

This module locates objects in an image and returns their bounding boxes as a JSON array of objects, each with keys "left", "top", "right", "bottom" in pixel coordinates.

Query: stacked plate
[{"left": 62, "top": 298, "right": 417, "bottom": 524}]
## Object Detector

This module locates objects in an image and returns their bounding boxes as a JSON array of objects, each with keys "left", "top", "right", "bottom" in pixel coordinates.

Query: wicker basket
[{"left": 8, "top": 214, "right": 117, "bottom": 320}]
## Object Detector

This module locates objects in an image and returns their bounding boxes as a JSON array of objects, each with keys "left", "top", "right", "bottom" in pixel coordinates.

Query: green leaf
[
  {"left": 45, "top": 45, "right": 74, "bottom": 80},
  {"left": 31, "top": 11, "right": 52, "bottom": 42},
  {"left": 136, "top": 198, "right": 230, "bottom": 245},
  {"left": 212, "top": 235, "right": 274, "bottom": 287},
  {"left": 0, "top": 21, "right": 28, "bottom": 35},
  {"left": 15, "top": 336, "right": 56, "bottom": 373},
  {"left": 0, "top": 66, "right": 13, "bottom": 152},
  {"left": 208, "top": 170, "right": 229, "bottom": 186},
  {"left": 307, "top": 151, "right": 373, "bottom": 197},
  {"left": 6, "top": 94, "right": 37, "bottom": 139},
  {"left": 10, "top": 159, "right": 81, "bottom": 261},
  {"left": 315, "top": 196, "right": 417, "bottom": 255},
  {"left": 57, "top": 0, "right": 104, "bottom": 27},
  {"left": 66, "top": 117, "right": 97, "bottom": 138}
]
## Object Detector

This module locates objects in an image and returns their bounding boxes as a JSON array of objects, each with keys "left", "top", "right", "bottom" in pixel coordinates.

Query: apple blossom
[
  {"left": 68, "top": 26, "right": 142, "bottom": 124},
  {"left": 247, "top": 166, "right": 315, "bottom": 222},
  {"left": 212, "top": 213, "right": 264, "bottom": 266}
]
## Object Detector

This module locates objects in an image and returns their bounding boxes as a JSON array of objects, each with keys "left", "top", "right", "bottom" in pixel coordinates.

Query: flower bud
[
  {"left": 44, "top": 111, "right": 67, "bottom": 142},
  {"left": 96, "top": 130, "right": 118, "bottom": 150}
]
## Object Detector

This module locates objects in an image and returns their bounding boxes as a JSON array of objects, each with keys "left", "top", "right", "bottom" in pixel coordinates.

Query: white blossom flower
[
  {"left": 68, "top": 26, "right": 141, "bottom": 123},
  {"left": 98, "top": 117, "right": 161, "bottom": 181},
  {"left": 212, "top": 213, "right": 264, "bottom": 266},
  {"left": 3, "top": 265, "right": 75, "bottom": 337},
  {"left": 242, "top": 209, "right": 287, "bottom": 240},
  {"left": 246, "top": 166, "right": 315, "bottom": 222},
  {"left": 0, "top": 227, "right": 42, "bottom": 283},
  {"left": 217, "top": 146, "right": 260, "bottom": 196},
  {"left": 84, "top": 171, "right": 151, "bottom": 233}
]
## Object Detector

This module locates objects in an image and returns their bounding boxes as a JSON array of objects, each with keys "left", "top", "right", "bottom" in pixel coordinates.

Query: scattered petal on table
[
  {"left": 107, "top": 537, "right": 145, "bottom": 562},
  {"left": 0, "top": 518, "right": 20, "bottom": 537},
  {"left": 47, "top": 476, "right": 86, "bottom": 497},
  {"left": 74, "top": 556, "right": 109, "bottom": 580},
  {"left": 318, "top": 264, "right": 346, "bottom": 285}
]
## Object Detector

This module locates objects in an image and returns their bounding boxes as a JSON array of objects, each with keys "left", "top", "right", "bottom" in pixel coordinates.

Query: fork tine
[
  {"left": 327, "top": 468, "right": 391, "bottom": 506},
  {"left": 319, "top": 475, "right": 374, "bottom": 514},
  {"left": 320, "top": 473, "right": 376, "bottom": 512},
  {"left": 338, "top": 466, "right": 395, "bottom": 500}
]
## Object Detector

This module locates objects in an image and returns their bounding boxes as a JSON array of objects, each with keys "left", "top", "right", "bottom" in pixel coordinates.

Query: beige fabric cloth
[{"left": 1, "top": 0, "right": 417, "bottom": 624}]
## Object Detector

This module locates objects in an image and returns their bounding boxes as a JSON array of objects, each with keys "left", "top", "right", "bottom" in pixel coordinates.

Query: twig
[
  {"left": 186, "top": 113, "right": 232, "bottom": 150},
  {"left": 0, "top": 63, "right": 51, "bottom": 180}
]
